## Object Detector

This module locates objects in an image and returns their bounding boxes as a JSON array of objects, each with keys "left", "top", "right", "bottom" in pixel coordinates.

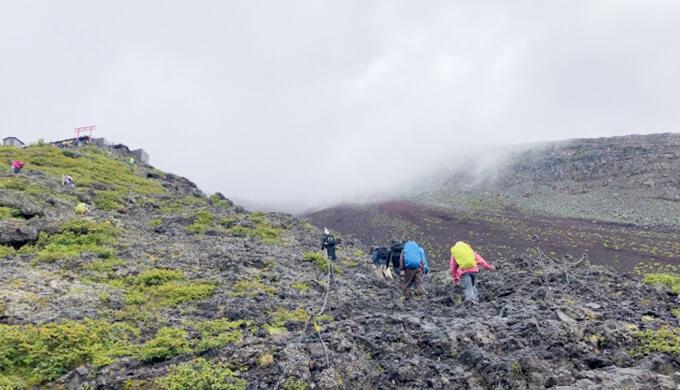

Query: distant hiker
[
  {"left": 75, "top": 203, "right": 90, "bottom": 217},
  {"left": 387, "top": 240, "right": 403, "bottom": 278},
  {"left": 371, "top": 245, "right": 390, "bottom": 279},
  {"left": 450, "top": 241, "right": 496, "bottom": 304},
  {"left": 62, "top": 174, "right": 75, "bottom": 187},
  {"left": 400, "top": 240, "right": 427, "bottom": 299},
  {"left": 10, "top": 160, "right": 24, "bottom": 174},
  {"left": 321, "top": 227, "right": 337, "bottom": 262}
]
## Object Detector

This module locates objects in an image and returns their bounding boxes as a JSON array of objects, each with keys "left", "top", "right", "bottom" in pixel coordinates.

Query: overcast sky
[{"left": 2, "top": 1, "right": 679, "bottom": 212}]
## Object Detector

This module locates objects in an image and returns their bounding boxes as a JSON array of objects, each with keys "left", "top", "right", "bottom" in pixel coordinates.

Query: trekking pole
[{"left": 532, "top": 235, "right": 554, "bottom": 306}]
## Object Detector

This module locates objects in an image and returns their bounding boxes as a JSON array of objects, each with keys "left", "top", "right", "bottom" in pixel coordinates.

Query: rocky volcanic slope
[
  {"left": 1, "top": 143, "right": 680, "bottom": 389},
  {"left": 413, "top": 133, "right": 680, "bottom": 229}
]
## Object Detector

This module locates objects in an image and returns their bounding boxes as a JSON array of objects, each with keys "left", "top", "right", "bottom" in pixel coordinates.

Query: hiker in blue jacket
[{"left": 399, "top": 240, "right": 427, "bottom": 299}]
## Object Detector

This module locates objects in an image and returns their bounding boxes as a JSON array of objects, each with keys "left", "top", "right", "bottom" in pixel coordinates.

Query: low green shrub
[
  {"left": 85, "top": 258, "right": 126, "bottom": 273},
  {"left": 138, "top": 268, "right": 183, "bottom": 286},
  {"left": 155, "top": 358, "right": 246, "bottom": 390},
  {"left": 284, "top": 377, "right": 308, "bottom": 390},
  {"left": 95, "top": 190, "right": 126, "bottom": 211},
  {"left": 270, "top": 307, "right": 309, "bottom": 324},
  {"left": 185, "top": 210, "right": 215, "bottom": 234},
  {"left": 643, "top": 273, "right": 680, "bottom": 294},
  {"left": 225, "top": 214, "right": 286, "bottom": 243},
  {"left": 219, "top": 217, "right": 237, "bottom": 228},
  {"left": 153, "top": 282, "right": 216, "bottom": 306},
  {"left": 149, "top": 218, "right": 163, "bottom": 227},
  {"left": 303, "top": 252, "right": 327, "bottom": 272},
  {"left": 229, "top": 278, "right": 276, "bottom": 297},
  {"left": 0, "top": 245, "right": 16, "bottom": 258},
  {"left": 209, "top": 194, "right": 232, "bottom": 208},
  {"left": 303, "top": 252, "right": 342, "bottom": 275},
  {"left": 227, "top": 225, "right": 280, "bottom": 242},
  {"left": 187, "top": 319, "right": 249, "bottom": 352},
  {"left": 137, "top": 327, "right": 191, "bottom": 363},
  {"left": 34, "top": 219, "right": 117, "bottom": 262},
  {"left": 290, "top": 282, "right": 309, "bottom": 291},
  {"left": 632, "top": 326, "right": 680, "bottom": 355},
  {"left": 0, "top": 207, "right": 22, "bottom": 220},
  {"left": 0, "top": 319, "right": 138, "bottom": 386},
  {"left": 123, "top": 269, "right": 216, "bottom": 307}
]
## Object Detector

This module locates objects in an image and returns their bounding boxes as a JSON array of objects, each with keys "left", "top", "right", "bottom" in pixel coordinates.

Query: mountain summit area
[{"left": 1, "top": 141, "right": 680, "bottom": 389}]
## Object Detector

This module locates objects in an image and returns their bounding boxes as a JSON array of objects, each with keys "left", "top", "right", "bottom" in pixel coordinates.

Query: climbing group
[
  {"left": 370, "top": 239, "right": 429, "bottom": 300},
  {"left": 368, "top": 238, "right": 495, "bottom": 304}
]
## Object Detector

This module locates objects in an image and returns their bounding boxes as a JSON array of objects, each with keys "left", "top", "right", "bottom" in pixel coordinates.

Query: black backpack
[
  {"left": 324, "top": 234, "right": 336, "bottom": 246},
  {"left": 376, "top": 247, "right": 389, "bottom": 260},
  {"left": 390, "top": 240, "right": 403, "bottom": 253}
]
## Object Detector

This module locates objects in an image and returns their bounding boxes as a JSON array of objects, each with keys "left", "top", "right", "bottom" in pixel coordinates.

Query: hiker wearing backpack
[
  {"left": 75, "top": 203, "right": 90, "bottom": 217},
  {"left": 62, "top": 174, "right": 75, "bottom": 188},
  {"left": 10, "top": 160, "right": 24, "bottom": 174},
  {"left": 400, "top": 241, "right": 427, "bottom": 298},
  {"left": 387, "top": 240, "right": 403, "bottom": 278},
  {"left": 321, "top": 227, "right": 337, "bottom": 261},
  {"left": 370, "top": 245, "right": 390, "bottom": 279},
  {"left": 450, "top": 241, "right": 496, "bottom": 304}
]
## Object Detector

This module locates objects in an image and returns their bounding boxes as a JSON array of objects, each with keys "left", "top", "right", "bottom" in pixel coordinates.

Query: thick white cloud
[{"left": 1, "top": 1, "right": 679, "bottom": 212}]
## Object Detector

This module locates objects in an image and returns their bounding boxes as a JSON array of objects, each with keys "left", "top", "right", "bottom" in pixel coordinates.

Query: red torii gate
[{"left": 74, "top": 125, "right": 96, "bottom": 143}]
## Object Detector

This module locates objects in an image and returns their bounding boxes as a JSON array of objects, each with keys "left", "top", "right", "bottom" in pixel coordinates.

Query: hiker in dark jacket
[
  {"left": 387, "top": 240, "right": 403, "bottom": 278},
  {"left": 400, "top": 240, "right": 427, "bottom": 298},
  {"left": 370, "top": 245, "right": 390, "bottom": 279},
  {"left": 320, "top": 227, "right": 337, "bottom": 261}
]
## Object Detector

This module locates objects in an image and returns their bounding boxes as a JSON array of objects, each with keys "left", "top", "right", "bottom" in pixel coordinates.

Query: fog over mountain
[{"left": 2, "top": 1, "right": 680, "bottom": 212}]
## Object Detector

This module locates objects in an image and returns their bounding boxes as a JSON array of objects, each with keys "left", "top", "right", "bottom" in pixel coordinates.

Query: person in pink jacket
[{"left": 450, "top": 241, "right": 495, "bottom": 304}]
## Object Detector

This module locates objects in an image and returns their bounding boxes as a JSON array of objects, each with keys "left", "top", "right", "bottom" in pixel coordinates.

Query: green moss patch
[
  {"left": 643, "top": 273, "right": 680, "bottom": 294},
  {"left": 185, "top": 210, "right": 215, "bottom": 234},
  {"left": 0, "top": 207, "right": 23, "bottom": 220},
  {"left": 0, "top": 245, "right": 16, "bottom": 258},
  {"left": 228, "top": 277, "right": 276, "bottom": 297},
  {"left": 186, "top": 318, "right": 250, "bottom": 352},
  {"left": 0, "top": 319, "right": 138, "bottom": 387},
  {"left": 303, "top": 252, "right": 342, "bottom": 275},
  {"left": 632, "top": 326, "right": 680, "bottom": 355},
  {"left": 123, "top": 269, "right": 216, "bottom": 307},
  {"left": 264, "top": 307, "right": 333, "bottom": 335},
  {"left": 284, "top": 377, "right": 308, "bottom": 390},
  {"left": 137, "top": 327, "right": 191, "bottom": 363},
  {"left": 290, "top": 282, "right": 309, "bottom": 291},
  {"left": 156, "top": 358, "right": 246, "bottom": 390},
  {"left": 33, "top": 219, "right": 118, "bottom": 262}
]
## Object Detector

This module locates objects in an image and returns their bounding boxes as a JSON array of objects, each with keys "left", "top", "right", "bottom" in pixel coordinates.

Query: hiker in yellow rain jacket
[
  {"left": 450, "top": 241, "right": 495, "bottom": 304},
  {"left": 75, "top": 203, "right": 90, "bottom": 217}
]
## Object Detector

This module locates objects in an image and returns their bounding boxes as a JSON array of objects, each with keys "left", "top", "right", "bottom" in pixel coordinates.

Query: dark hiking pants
[
  {"left": 403, "top": 268, "right": 426, "bottom": 298},
  {"left": 325, "top": 245, "right": 336, "bottom": 261}
]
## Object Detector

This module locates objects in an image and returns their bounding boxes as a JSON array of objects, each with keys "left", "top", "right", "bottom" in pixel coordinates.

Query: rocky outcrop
[{"left": 412, "top": 133, "right": 680, "bottom": 229}]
